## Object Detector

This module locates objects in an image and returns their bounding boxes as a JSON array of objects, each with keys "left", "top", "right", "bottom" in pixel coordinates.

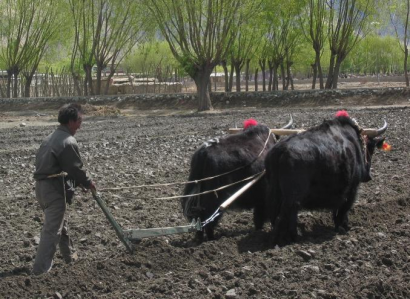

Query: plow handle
[{"left": 91, "top": 189, "right": 135, "bottom": 253}]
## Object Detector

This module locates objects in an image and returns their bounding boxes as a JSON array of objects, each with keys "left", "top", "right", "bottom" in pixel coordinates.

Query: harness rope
[
  {"left": 99, "top": 129, "right": 274, "bottom": 192},
  {"left": 109, "top": 170, "right": 265, "bottom": 201}
]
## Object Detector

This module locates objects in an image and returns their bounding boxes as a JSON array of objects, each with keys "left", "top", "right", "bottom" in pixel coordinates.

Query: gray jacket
[{"left": 34, "top": 125, "right": 92, "bottom": 189}]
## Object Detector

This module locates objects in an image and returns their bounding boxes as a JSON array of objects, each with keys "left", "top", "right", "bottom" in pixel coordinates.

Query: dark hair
[{"left": 58, "top": 103, "right": 83, "bottom": 124}]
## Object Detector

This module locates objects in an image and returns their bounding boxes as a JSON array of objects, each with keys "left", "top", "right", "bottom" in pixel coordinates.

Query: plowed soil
[{"left": 0, "top": 97, "right": 409, "bottom": 298}]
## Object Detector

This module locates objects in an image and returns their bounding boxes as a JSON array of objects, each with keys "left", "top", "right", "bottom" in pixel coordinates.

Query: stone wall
[{"left": 0, "top": 87, "right": 409, "bottom": 112}]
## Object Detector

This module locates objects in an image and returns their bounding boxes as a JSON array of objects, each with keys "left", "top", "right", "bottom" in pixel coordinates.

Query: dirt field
[{"left": 0, "top": 86, "right": 409, "bottom": 298}]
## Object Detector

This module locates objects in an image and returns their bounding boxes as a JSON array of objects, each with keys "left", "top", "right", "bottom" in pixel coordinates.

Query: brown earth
[{"left": 0, "top": 84, "right": 409, "bottom": 298}]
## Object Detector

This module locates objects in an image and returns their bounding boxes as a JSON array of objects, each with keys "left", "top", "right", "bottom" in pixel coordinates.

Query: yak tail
[
  {"left": 181, "top": 147, "right": 208, "bottom": 220},
  {"left": 181, "top": 182, "right": 201, "bottom": 220}
]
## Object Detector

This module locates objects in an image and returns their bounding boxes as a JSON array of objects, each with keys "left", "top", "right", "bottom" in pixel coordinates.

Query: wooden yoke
[{"left": 228, "top": 127, "right": 305, "bottom": 135}]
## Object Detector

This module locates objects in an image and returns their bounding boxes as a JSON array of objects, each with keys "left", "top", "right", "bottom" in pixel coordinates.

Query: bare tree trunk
[
  {"left": 405, "top": 47, "right": 409, "bottom": 87},
  {"left": 13, "top": 71, "right": 19, "bottom": 98},
  {"left": 84, "top": 64, "right": 94, "bottom": 95},
  {"left": 234, "top": 63, "right": 241, "bottom": 92},
  {"left": 221, "top": 61, "right": 229, "bottom": 92},
  {"left": 325, "top": 53, "right": 336, "bottom": 89},
  {"left": 280, "top": 63, "right": 286, "bottom": 90},
  {"left": 254, "top": 68, "right": 258, "bottom": 91},
  {"left": 312, "top": 51, "right": 324, "bottom": 89},
  {"left": 259, "top": 59, "right": 266, "bottom": 91},
  {"left": 317, "top": 54, "right": 324, "bottom": 89},
  {"left": 332, "top": 58, "right": 343, "bottom": 89},
  {"left": 23, "top": 74, "right": 34, "bottom": 97},
  {"left": 71, "top": 73, "right": 82, "bottom": 96},
  {"left": 104, "top": 68, "right": 116, "bottom": 95},
  {"left": 0, "top": 82, "right": 4, "bottom": 98},
  {"left": 286, "top": 62, "right": 294, "bottom": 90},
  {"left": 245, "top": 59, "right": 250, "bottom": 92},
  {"left": 311, "top": 63, "right": 317, "bottom": 89},
  {"left": 268, "top": 64, "right": 273, "bottom": 91},
  {"left": 96, "top": 64, "right": 103, "bottom": 95},
  {"left": 6, "top": 70, "right": 12, "bottom": 98},
  {"left": 194, "top": 69, "right": 213, "bottom": 111},
  {"left": 273, "top": 66, "right": 279, "bottom": 91},
  {"left": 228, "top": 64, "right": 234, "bottom": 92}
]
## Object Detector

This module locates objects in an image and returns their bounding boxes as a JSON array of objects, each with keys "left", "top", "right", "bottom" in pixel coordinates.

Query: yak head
[
  {"left": 361, "top": 121, "right": 388, "bottom": 182},
  {"left": 335, "top": 111, "right": 388, "bottom": 183}
]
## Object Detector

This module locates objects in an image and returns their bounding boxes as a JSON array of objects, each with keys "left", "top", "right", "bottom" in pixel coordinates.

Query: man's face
[{"left": 67, "top": 113, "right": 83, "bottom": 136}]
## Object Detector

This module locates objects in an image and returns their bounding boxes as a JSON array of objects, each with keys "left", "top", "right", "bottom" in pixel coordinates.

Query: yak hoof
[{"left": 336, "top": 226, "right": 347, "bottom": 234}]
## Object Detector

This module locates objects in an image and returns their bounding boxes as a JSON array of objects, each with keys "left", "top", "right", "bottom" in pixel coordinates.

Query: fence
[{"left": 0, "top": 69, "right": 184, "bottom": 99}]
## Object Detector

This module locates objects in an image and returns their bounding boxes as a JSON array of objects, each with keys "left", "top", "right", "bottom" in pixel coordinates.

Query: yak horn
[
  {"left": 361, "top": 120, "right": 388, "bottom": 137},
  {"left": 228, "top": 114, "right": 297, "bottom": 134},
  {"left": 281, "top": 114, "right": 293, "bottom": 129}
]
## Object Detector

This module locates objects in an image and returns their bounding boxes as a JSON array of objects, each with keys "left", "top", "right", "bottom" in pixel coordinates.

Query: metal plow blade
[{"left": 92, "top": 189, "right": 202, "bottom": 253}]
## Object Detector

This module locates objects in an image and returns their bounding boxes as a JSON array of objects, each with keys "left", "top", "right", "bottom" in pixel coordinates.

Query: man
[{"left": 33, "top": 103, "right": 96, "bottom": 275}]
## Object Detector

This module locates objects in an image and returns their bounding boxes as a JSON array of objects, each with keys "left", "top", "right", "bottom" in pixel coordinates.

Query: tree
[
  {"left": 229, "top": 9, "right": 264, "bottom": 92},
  {"left": 265, "top": 0, "right": 303, "bottom": 91},
  {"left": 343, "top": 35, "right": 403, "bottom": 75},
  {"left": 92, "top": 0, "right": 149, "bottom": 95},
  {"left": 124, "top": 41, "right": 182, "bottom": 78},
  {"left": 69, "top": 0, "right": 97, "bottom": 95},
  {"left": 0, "top": 0, "right": 61, "bottom": 98},
  {"left": 300, "top": 0, "right": 327, "bottom": 89},
  {"left": 144, "top": 0, "right": 259, "bottom": 111},
  {"left": 21, "top": 1, "right": 63, "bottom": 97},
  {"left": 389, "top": 0, "right": 410, "bottom": 86},
  {"left": 325, "top": 0, "right": 374, "bottom": 89},
  {"left": 257, "top": 38, "right": 270, "bottom": 91}
]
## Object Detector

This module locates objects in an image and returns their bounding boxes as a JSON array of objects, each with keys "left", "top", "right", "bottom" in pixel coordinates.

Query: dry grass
[{"left": 81, "top": 104, "right": 121, "bottom": 116}]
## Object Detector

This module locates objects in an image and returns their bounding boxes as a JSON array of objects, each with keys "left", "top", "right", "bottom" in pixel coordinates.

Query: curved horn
[
  {"left": 361, "top": 120, "right": 388, "bottom": 137},
  {"left": 280, "top": 114, "right": 293, "bottom": 129}
]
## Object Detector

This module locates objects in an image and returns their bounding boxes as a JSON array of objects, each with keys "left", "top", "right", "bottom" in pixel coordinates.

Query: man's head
[{"left": 58, "top": 103, "right": 83, "bottom": 136}]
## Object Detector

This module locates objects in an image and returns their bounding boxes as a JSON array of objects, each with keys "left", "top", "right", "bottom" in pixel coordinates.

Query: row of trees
[{"left": 0, "top": 0, "right": 409, "bottom": 110}]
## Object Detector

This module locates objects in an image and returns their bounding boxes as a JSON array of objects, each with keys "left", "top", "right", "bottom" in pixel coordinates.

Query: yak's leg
[
  {"left": 253, "top": 201, "right": 265, "bottom": 230},
  {"left": 205, "top": 225, "right": 215, "bottom": 241},
  {"left": 287, "top": 206, "right": 299, "bottom": 242},
  {"left": 272, "top": 175, "right": 306, "bottom": 245},
  {"left": 203, "top": 213, "right": 221, "bottom": 241},
  {"left": 333, "top": 186, "right": 358, "bottom": 232},
  {"left": 273, "top": 204, "right": 299, "bottom": 245},
  {"left": 195, "top": 230, "right": 205, "bottom": 243},
  {"left": 266, "top": 179, "right": 281, "bottom": 231}
]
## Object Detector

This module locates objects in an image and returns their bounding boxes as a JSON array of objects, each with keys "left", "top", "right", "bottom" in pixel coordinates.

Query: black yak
[
  {"left": 182, "top": 117, "right": 294, "bottom": 242},
  {"left": 264, "top": 110, "right": 389, "bottom": 245}
]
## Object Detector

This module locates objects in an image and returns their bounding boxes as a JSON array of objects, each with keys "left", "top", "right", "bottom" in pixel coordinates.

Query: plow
[{"left": 91, "top": 171, "right": 265, "bottom": 253}]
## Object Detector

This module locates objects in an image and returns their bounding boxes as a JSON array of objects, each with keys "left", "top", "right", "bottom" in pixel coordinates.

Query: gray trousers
[{"left": 33, "top": 179, "right": 74, "bottom": 275}]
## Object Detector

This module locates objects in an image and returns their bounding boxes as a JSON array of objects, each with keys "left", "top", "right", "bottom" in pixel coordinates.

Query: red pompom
[
  {"left": 335, "top": 110, "right": 349, "bottom": 118},
  {"left": 243, "top": 118, "right": 258, "bottom": 129}
]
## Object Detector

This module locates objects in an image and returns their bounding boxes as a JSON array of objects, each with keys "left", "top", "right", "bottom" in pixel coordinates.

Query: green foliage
[
  {"left": 342, "top": 34, "right": 403, "bottom": 74},
  {"left": 0, "top": 0, "right": 406, "bottom": 88},
  {"left": 123, "top": 41, "right": 186, "bottom": 75}
]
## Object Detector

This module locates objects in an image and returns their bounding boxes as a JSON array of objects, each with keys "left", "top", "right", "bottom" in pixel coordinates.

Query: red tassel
[
  {"left": 382, "top": 142, "right": 392, "bottom": 151},
  {"left": 335, "top": 110, "right": 349, "bottom": 118},
  {"left": 243, "top": 118, "right": 258, "bottom": 129}
]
